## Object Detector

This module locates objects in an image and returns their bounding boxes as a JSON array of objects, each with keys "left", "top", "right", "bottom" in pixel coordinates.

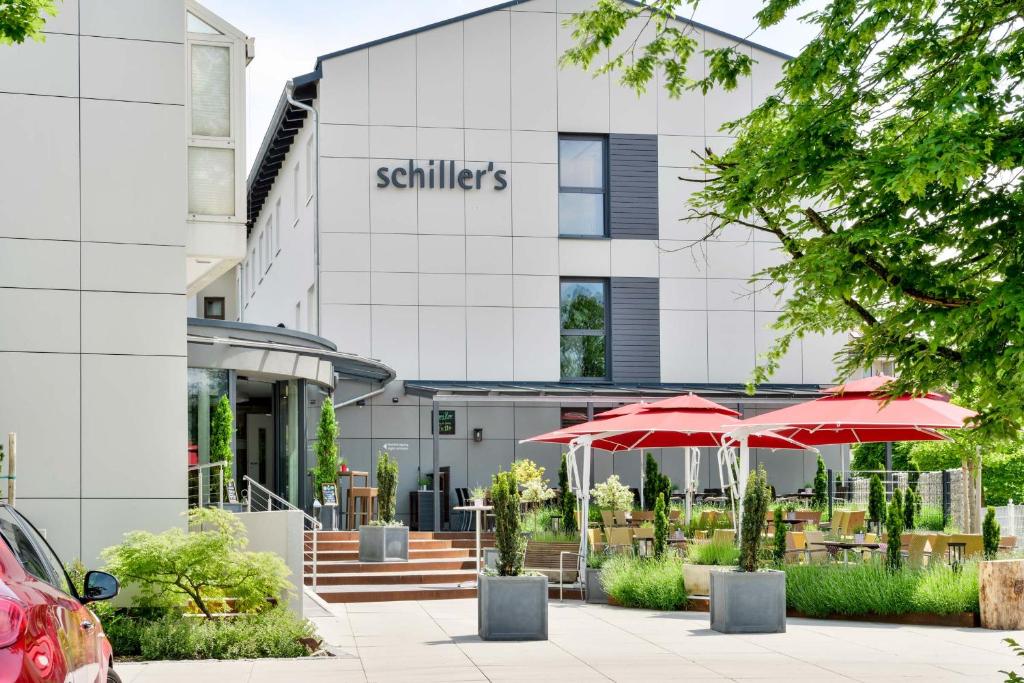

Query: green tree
[
  {"left": 739, "top": 465, "right": 771, "bottom": 573},
  {"left": 850, "top": 443, "right": 913, "bottom": 473},
  {"left": 868, "top": 475, "right": 886, "bottom": 533},
  {"left": 312, "top": 400, "right": 339, "bottom": 503},
  {"left": 653, "top": 493, "right": 668, "bottom": 558},
  {"left": 210, "top": 395, "right": 233, "bottom": 479},
  {"left": 885, "top": 489, "right": 905, "bottom": 571},
  {"left": 375, "top": 451, "right": 399, "bottom": 523},
  {"left": 563, "top": 0, "right": 1024, "bottom": 438},
  {"left": 811, "top": 455, "right": 828, "bottom": 510},
  {"left": 772, "top": 507, "right": 786, "bottom": 566},
  {"left": 910, "top": 438, "right": 1024, "bottom": 507},
  {"left": 491, "top": 470, "right": 525, "bottom": 576},
  {"left": 903, "top": 489, "right": 916, "bottom": 530},
  {"left": 558, "top": 453, "right": 577, "bottom": 536},
  {"left": 102, "top": 508, "right": 291, "bottom": 618},
  {"left": 983, "top": 506, "right": 1000, "bottom": 560},
  {"left": 0, "top": 0, "right": 57, "bottom": 44}
]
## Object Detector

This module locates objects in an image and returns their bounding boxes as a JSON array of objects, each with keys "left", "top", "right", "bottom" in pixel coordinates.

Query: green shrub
[
  {"left": 851, "top": 442, "right": 913, "bottom": 472},
  {"left": 784, "top": 560, "right": 979, "bottom": 618},
  {"left": 643, "top": 453, "right": 672, "bottom": 511},
  {"left": 685, "top": 539, "right": 739, "bottom": 566},
  {"left": 886, "top": 489, "right": 905, "bottom": 571},
  {"left": 137, "top": 608, "right": 315, "bottom": 660},
  {"left": 312, "top": 400, "right": 339, "bottom": 502},
  {"left": 903, "top": 489, "right": 916, "bottom": 530},
  {"left": 917, "top": 505, "right": 946, "bottom": 531},
  {"left": 211, "top": 395, "right": 234, "bottom": 479},
  {"left": 772, "top": 507, "right": 786, "bottom": 566},
  {"left": 558, "top": 453, "right": 577, "bottom": 536},
  {"left": 739, "top": 465, "right": 771, "bottom": 572},
  {"left": 492, "top": 470, "right": 524, "bottom": 576},
  {"left": 983, "top": 506, "right": 1000, "bottom": 559},
  {"left": 868, "top": 474, "right": 886, "bottom": 532},
  {"left": 909, "top": 439, "right": 1024, "bottom": 506},
  {"left": 102, "top": 507, "right": 292, "bottom": 617},
  {"left": 653, "top": 494, "right": 668, "bottom": 558},
  {"left": 375, "top": 450, "right": 399, "bottom": 523},
  {"left": 812, "top": 455, "right": 828, "bottom": 510},
  {"left": 528, "top": 530, "right": 577, "bottom": 544},
  {"left": 600, "top": 554, "right": 686, "bottom": 610}
]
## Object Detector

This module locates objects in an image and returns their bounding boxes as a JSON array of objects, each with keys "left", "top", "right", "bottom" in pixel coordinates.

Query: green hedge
[
  {"left": 784, "top": 561, "right": 979, "bottom": 618},
  {"left": 600, "top": 554, "right": 687, "bottom": 610},
  {"left": 909, "top": 441, "right": 1024, "bottom": 506},
  {"left": 101, "top": 607, "right": 315, "bottom": 660}
]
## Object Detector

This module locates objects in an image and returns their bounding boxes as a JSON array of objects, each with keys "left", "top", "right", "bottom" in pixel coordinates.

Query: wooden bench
[{"left": 524, "top": 541, "right": 579, "bottom": 584}]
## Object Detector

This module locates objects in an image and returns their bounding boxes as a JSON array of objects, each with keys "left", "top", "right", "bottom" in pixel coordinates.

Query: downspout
[
  {"left": 285, "top": 80, "right": 321, "bottom": 336},
  {"left": 334, "top": 384, "right": 387, "bottom": 410}
]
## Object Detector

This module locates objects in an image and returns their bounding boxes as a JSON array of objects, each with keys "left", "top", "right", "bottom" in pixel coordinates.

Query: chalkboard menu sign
[
  {"left": 321, "top": 483, "right": 339, "bottom": 506},
  {"left": 224, "top": 480, "right": 238, "bottom": 505},
  {"left": 433, "top": 409, "right": 456, "bottom": 435}
]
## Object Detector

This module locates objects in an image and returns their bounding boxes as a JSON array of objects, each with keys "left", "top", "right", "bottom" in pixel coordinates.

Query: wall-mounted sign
[
  {"left": 382, "top": 442, "right": 409, "bottom": 451},
  {"left": 432, "top": 409, "right": 456, "bottom": 436},
  {"left": 321, "top": 483, "right": 338, "bottom": 506},
  {"left": 376, "top": 160, "right": 507, "bottom": 191},
  {"left": 224, "top": 480, "right": 238, "bottom": 505}
]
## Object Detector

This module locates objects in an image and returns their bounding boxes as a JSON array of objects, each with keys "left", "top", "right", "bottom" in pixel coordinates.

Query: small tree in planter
[
  {"left": 983, "top": 506, "right": 1000, "bottom": 560},
  {"left": 643, "top": 453, "right": 672, "bottom": 510},
  {"left": 903, "top": 488, "right": 917, "bottom": 530},
  {"left": 885, "top": 489, "right": 904, "bottom": 571},
  {"left": 811, "top": 456, "right": 828, "bottom": 510},
  {"left": 772, "top": 507, "right": 787, "bottom": 566},
  {"left": 710, "top": 465, "right": 785, "bottom": 633},
  {"left": 653, "top": 493, "right": 668, "bottom": 558},
  {"left": 358, "top": 451, "right": 408, "bottom": 562},
  {"left": 312, "top": 400, "right": 339, "bottom": 504},
  {"left": 868, "top": 474, "right": 887, "bottom": 533},
  {"left": 478, "top": 470, "right": 547, "bottom": 640},
  {"left": 210, "top": 395, "right": 234, "bottom": 505}
]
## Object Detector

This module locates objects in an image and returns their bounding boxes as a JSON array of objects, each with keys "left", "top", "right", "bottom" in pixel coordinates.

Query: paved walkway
[{"left": 116, "top": 596, "right": 1022, "bottom": 682}]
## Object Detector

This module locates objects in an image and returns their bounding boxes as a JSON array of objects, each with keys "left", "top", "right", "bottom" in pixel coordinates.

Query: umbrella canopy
[
  {"left": 731, "top": 375, "right": 976, "bottom": 446},
  {"left": 522, "top": 402, "right": 648, "bottom": 450}
]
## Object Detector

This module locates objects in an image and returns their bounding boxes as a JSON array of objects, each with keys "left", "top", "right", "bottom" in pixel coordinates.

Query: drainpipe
[
  {"left": 333, "top": 385, "right": 387, "bottom": 410},
  {"left": 285, "top": 80, "right": 321, "bottom": 336}
]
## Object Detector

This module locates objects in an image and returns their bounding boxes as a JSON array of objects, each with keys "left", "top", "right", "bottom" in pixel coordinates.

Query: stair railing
[
  {"left": 187, "top": 462, "right": 226, "bottom": 509},
  {"left": 242, "top": 475, "right": 323, "bottom": 591}
]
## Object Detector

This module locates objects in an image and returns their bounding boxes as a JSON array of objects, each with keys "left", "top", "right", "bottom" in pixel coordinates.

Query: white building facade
[
  {"left": 0, "top": 0, "right": 253, "bottom": 562},
  {"left": 242, "top": 0, "right": 851, "bottom": 525}
]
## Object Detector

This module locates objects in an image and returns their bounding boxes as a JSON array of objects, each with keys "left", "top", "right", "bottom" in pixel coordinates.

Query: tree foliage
[
  {"left": 772, "top": 506, "right": 786, "bottom": 566},
  {"left": 811, "top": 455, "right": 828, "bottom": 510},
  {"left": 643, "top": 452, "right": 672, "bottom": 510},
  {"left": 312, "top": 400, "right": 339, "bottom": 503},
  {"left": 653, "top": 493, "right": 668, "bottom": 558},
  {"left": 563, "top": 0, "right": 1024, "bottom": 437},
  {"left": 491, "top": 470, "right": 525, "bottom": 576},
  {"left": 903, "top": 488, "right": 916, "bottom": 530},
  {"left": 210, "top": 395, "right": 233, "bottom": 478},
  {"left": 885, "top": 489, "right": 904, "bottom": 572},
  {"left": 102, "top": 508, "right": 291, "bottom": 618},
  {"left": 850, "top": 442, "right": 913, "bottom": 473},
  {"left": 983, "top": 506, "right": 1000, "bottom": 560},
  {"left": 558, "top": 453, "right": 577, "bottom": 536},
  {"left": 868, "top": 474, "right": 886, "bottom": 532},
  {"left": 375, "top": 450, "right": 399, "bottom": 523},
  {"left": 0, "top": 0, "right": 57, "bottom": 45},
  {"left": 739, "top": 465, "right": 771, "bottom": 573}
]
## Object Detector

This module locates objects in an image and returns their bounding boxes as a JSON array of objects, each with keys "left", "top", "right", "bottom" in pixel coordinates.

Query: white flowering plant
[
  {"left": 520, "top": 478, "right": 556, "bottom": 504},
  {"left": 590, "top": 475, "right": 634, "bottom": 512}
]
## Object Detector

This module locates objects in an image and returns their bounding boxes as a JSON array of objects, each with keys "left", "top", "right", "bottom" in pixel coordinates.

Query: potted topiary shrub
[
  {"left": 585, "top": 551, "right": 608, "bottom": 604},
  {"left": 478, "top": 470, "right": 548, "bottom": 641},
  {"left": 710, "top": 465, "right": 786, "bottom": 633},
  {"left": 358, "top": 451, "right": 408, "bottom": 562}
]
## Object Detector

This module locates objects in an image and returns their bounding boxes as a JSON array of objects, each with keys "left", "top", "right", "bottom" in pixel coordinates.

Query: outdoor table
[
  {"left": 703, "top": 496, "right": 729, "bottom": 506},
  {"left": 775, "top": 518, "right": 806, "bottom": 527},
  {"left": 453, "top": 504, "right": 493, "bottom": 584},
  {"left": 822, "top": 540, "right": 880, "bottom": 564}
]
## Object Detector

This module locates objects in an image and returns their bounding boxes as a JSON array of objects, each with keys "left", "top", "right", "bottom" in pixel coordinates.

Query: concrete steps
[{"left": 311, "top": 547, "right": 473, "bottom": 563}]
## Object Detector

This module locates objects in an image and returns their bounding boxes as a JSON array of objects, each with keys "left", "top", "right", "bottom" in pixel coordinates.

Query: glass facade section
[
  {"left": 560, "top": 280, "right": 608, "bottom": 379},
  {"left": 190, "top": 44, "right": 231, "bottom": 137},
  {"left": 187, "top": 368, "right": 229, "bottom": 467}
]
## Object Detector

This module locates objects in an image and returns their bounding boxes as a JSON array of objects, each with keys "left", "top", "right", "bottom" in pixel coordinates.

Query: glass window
[
  {"left": 0, "top": 507, "right": 66, "bottom": 592},
  {"left": 187, "top": 11, "right": 222, "bottom": 35},
  {"left": 187, "top": 368, "right": 230, "bottom": 506},
  {"left": 559, "top": 136, "right": 607, "bottom": 237},
  {"left": 560, "top": 279, "right": 608, "bottom": 379},
  {"left": 190, "top": 44, "right": 230, "bottom": 137},
  {"left": 204, "top": 297, "right": 225, "bottom": 320},
  {"left": 188, "top": 147, "right": 235, "bottom": 215}
]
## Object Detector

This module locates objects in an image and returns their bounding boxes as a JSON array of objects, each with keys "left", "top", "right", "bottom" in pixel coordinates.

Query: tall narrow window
[
  {"left": 249, "top": 248, "right": 256, "bottom": 293},
  {"left": 259, "top": 232, "right": 266, "bottom": 275},
  {"left": 274, "top": 198, "right": 282, "bottom": 251},
  {"left": 560, "top": 279, "right": 608, "bottom": 379},
  {"left": 188, "top": 40, "right": 235, "bottom": 216},
  {"left": 558, "top": 135, "right": 607, "bottom": 237}
]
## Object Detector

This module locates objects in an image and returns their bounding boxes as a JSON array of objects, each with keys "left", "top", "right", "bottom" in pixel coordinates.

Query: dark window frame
[
  {"left": 558, "top": 134, "right": 609, "bottom": 238},
  {"left": 204, "top": 296, "right": 226, "bottom": 320},
  {"left": 559, "top": 277, "right": 611, "bottom": 381}
]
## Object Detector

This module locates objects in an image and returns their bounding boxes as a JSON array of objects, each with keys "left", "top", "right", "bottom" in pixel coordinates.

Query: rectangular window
[
  {"left": 204, "top": 297, "right": 225, "bottom": 320},
  {"left": 306, "top": 137, "right": 314, "bottom": 200},
  {"left": 259, "top": 232, "right": 266, "bottom": 276},
  {"left": 268, "top": 211, "right": 277, "bottom": 257},
  {"left": 558, "top": 135, "right": 607, "bottom": 237},
  {"left": 293, "top": 162, "right": 300, "bottom": 225},
  {"left": 249, "top": 249, "right": 256, "bottom": 293},
  {"left": 275, "top": 198, "right": 282, "bottom": 250},
  {"left": 560, "top": 278, "right": 608, "bottom": 379},
  {"left": 190, "top": 43, "right": 230, "bottom": 137}
]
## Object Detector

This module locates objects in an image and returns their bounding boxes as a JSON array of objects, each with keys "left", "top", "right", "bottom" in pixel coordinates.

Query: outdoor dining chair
[
  {"left": 803, "top": 531, "right": 829, "bottom": 564},
  {"left": 600, "top": 510, "right": 614, "bottom": 528},
  {"left": 827, "top": 509, "right": 848, "bottom": 535},
  {"left": 711, "top": 528, "right": 735, "bottom": 545},
  {"left": 929, "top": 534, "right": 950, "bottom": 564},
  {"left": 784, "top": 531, "right": 806, "bottom": 564},
  {"left": 605, "top": 526, "right": 635, "bottom": 554},
  {"left": 845, "top": 510, "right": 866, "bottom": 536},
  {"left": 1001, "top": 536, "right": 1018, "bottom": 551},
  {"left": 907, "top": 534, "right": 930, "bottom": 568},
  {"left": 587, "top": 528, "right": 605, "bottom": 554},
  {"left": 631, "top": 511, "right": 654, "bottom": 527},
  {"left": 613, "top": 510, "right": 630, "bottom": 527}
]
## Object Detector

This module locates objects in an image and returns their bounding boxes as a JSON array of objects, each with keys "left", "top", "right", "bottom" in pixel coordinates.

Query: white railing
[
  {"left": 993, "top": 501, "right": 1024, "bottom": 548},
  {"left": 242, "top": 475, "right": 323, "bottom": 590},
  {"left": 187, "top": 462, "right": 227, "bottom": 509}
]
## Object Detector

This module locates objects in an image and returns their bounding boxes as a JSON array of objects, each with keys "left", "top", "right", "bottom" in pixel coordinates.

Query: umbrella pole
[
  {"left": 579, "top": 437, "right": 592, "bottom": 569},
  {"left": 638, "top": 450, "right": 644, "bottom": 509},
  {"left": 684, "top": 447, "right": 692, "bottom": 526}
]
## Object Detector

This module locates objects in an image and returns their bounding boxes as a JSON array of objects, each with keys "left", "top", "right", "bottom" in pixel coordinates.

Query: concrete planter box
[
  {"left": 682, "top": 563, "right": 739, "bottom": 596},
  {"left": 710, "top": 569, "right": 786, "bottom": 634},
  {"left": 478, "top": 574, "right": 548, "bottom": 641},
  {"left": 358, "top": 525, "right": 409, "bottom": 562},
  {"left": 585, "top": 567, "right": 607, "bottom": 604}
]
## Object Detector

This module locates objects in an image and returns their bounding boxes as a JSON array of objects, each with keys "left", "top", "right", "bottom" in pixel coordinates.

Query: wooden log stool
[{"left": 347, "top": 486, "right": 378, "bottom": 529}]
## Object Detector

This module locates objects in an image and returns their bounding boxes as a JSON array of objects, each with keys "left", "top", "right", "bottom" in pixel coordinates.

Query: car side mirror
[{"left": 82, "top": 571, "right": 119, "bottom": 603}]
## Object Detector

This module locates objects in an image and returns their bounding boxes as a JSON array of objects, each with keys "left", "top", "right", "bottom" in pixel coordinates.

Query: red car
[{"left": 0, "top": 504, "right": 120, "bottom": 682}]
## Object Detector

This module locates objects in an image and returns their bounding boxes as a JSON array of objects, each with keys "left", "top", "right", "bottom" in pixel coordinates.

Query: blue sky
[{"left": 198, "top": 0, "right": 823, "bottom": 171}]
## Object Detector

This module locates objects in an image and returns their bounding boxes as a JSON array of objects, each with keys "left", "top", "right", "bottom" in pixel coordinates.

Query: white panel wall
[{"left": 0, "top": 0, "right": 187, "bottom": 564}]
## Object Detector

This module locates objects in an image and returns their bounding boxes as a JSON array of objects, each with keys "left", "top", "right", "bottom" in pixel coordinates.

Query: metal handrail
[
  {"left": 187, "top": 462, "right": 226, "bottom": 509},
  {"left": 242, "top": 475, "right": 322, "bottom": 591},
  {"left": 559, "top": 551, "right": 584, "bottom": 602}
]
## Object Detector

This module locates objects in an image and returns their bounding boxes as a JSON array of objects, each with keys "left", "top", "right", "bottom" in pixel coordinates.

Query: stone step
[
  {"left": 313, "top": 583, "right": 583, "bottom": 603},
  {"left": 305, "top": 569, "right": 477, "bottom": 586},
  {"left": 305, "top": 539, "right": 454, "bottom": 552},
  {"left": 305, "top": 530, "right": 493, "bottom": 542},
  {"left": 311, "top": 548, "right": 472, "bottom": 563},
  {"left": 306, "top": 558, "right": 478, "bottom": 573}
]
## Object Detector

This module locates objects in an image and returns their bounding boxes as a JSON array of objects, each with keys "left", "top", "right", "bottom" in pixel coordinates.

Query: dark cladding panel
[
  {"left": 608, "top": 134, "right": 658, "bottom": 240},
  {"left": 610, "top": 277, "right": 660, "bottom": 383}
]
